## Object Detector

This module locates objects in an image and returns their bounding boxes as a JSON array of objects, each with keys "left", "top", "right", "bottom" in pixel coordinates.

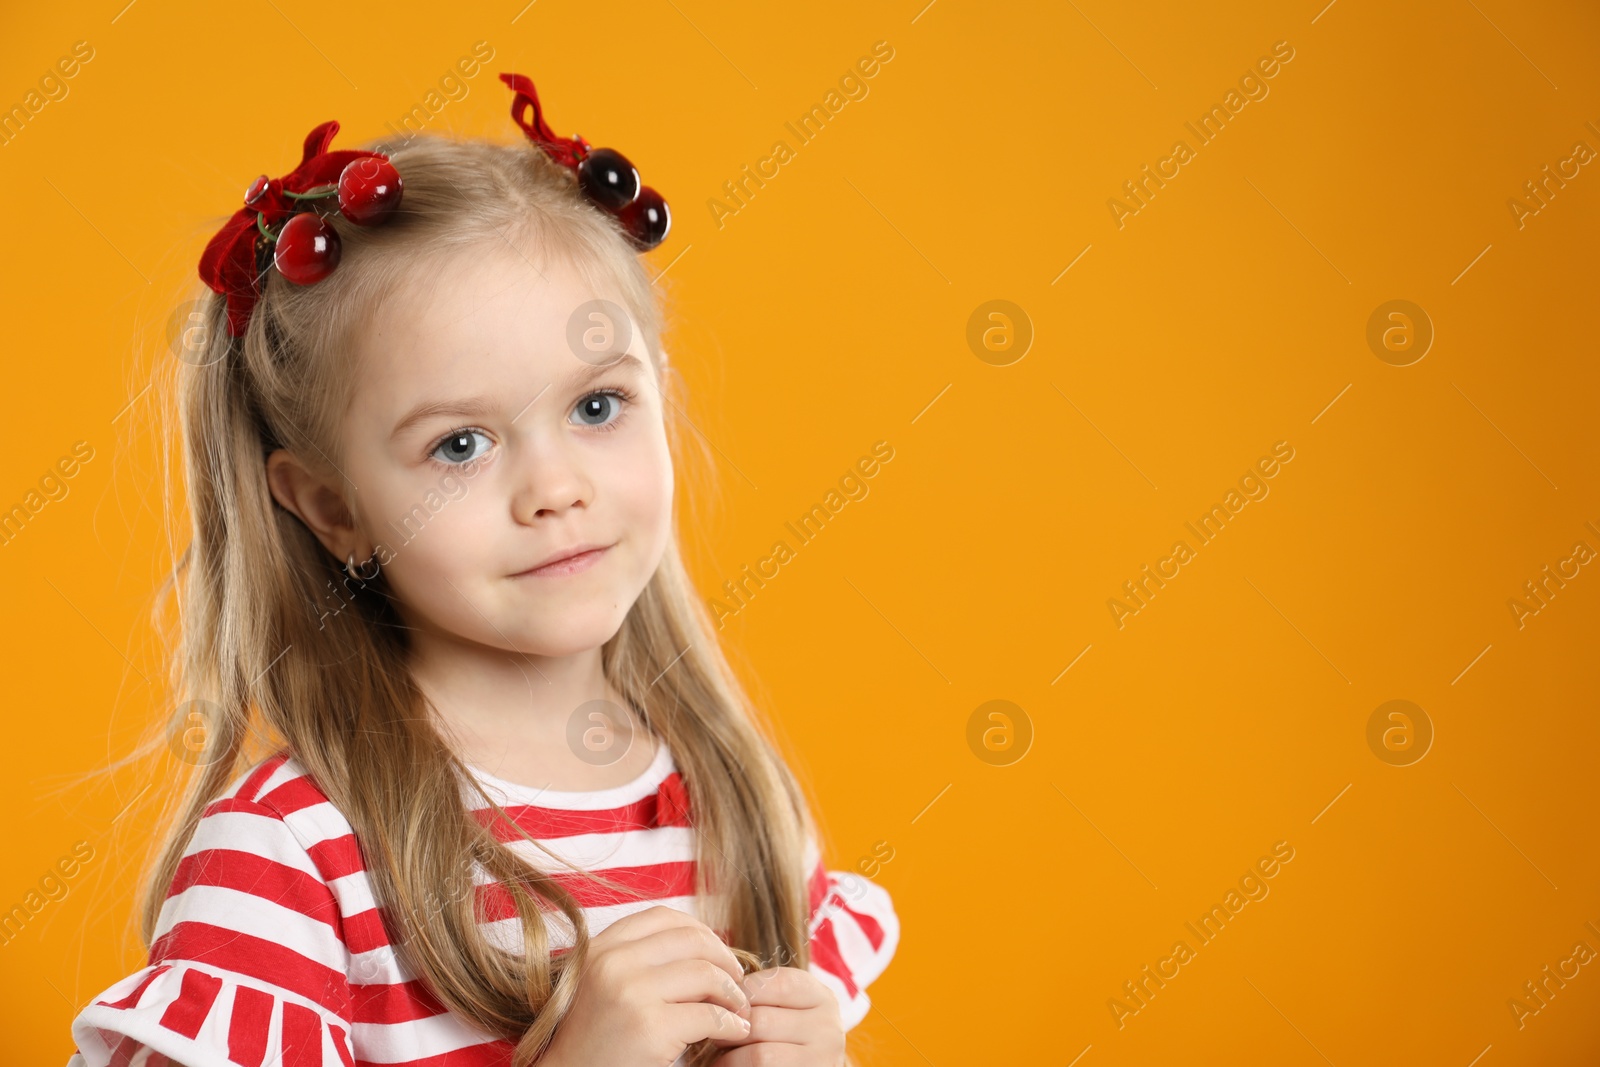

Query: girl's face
[{"left": 335, "top": 243, "right": 674, "bottom": 658}]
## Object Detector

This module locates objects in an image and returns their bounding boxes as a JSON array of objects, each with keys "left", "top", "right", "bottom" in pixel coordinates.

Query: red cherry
[
  {"left": 338, "top": 156, "right": 403, "bottom": 225},
  {"left": 274, "top": 212, "right": 342, "bottom": 284},
  {"left": 618, "top": 187, "right": 670, "bottom": 250},
  {"left": 244, "top": 174, "right": 270, "bottom": 207}
]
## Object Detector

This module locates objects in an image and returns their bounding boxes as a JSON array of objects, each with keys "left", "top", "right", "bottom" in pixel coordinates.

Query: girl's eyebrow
[
  {"left": 388, "top": 353, "right": 648, "bottom": 441},
  {"left": 390, "top": 394, "right": 499, "bottom": 441}
]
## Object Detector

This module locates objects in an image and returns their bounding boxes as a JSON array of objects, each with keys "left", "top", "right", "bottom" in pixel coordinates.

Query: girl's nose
[{"left": 509, "top": 430, "right": 595, "bottom": 522}]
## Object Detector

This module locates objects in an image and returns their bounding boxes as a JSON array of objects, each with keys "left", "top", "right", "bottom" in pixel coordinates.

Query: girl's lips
[{"left": 513, "top": 545, "right": 611, "bottom": 578}]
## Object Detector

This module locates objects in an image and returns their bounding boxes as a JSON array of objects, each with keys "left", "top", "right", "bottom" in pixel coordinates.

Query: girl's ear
[{"left": 264, "top": 449, "right": 366, "bottom": 563}]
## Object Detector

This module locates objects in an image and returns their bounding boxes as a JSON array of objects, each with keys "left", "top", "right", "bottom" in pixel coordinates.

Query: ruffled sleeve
[
  {"left": 66, "top": 784, "right": 355, "bottom": 1066},
  {"left": 803, "top": 836, "right": 900, "bottom": 1031}
]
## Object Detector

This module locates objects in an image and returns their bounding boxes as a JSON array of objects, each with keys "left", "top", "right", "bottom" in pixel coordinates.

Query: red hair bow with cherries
[
  {"left": 200, "top": 74, "right": 668, "bottom": 339},
  {"left": 200, "top": 121, "right": 402, "bottom": 337},
  {"left": 498, "top": 73, "right": 670, "bottom": 251}
]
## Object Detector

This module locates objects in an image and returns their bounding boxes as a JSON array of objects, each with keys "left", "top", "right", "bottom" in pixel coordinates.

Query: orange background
[{"left": 3, "top": 0, "right": 1599, "bottom": 1063}]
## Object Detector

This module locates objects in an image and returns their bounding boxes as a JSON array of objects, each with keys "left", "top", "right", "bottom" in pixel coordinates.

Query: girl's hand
[
  {"left": 709, "top": 966, "right": 846, "bottom": 1066},
  {"left": 538, "top": 904, "right": 755, "bottom": 1067}
]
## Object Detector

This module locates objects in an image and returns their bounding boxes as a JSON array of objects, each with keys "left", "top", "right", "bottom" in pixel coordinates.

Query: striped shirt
[{"left": 67, "top": 741, "right": 899, "bottom": 1066}]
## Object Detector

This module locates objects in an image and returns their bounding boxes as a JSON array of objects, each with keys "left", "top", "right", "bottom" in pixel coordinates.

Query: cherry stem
[
  {"left": 255, "top": 212, "right": 280, "bottom": 240},
  {"left": 283, "top": 184, "right": 339, "bottom": 200}
]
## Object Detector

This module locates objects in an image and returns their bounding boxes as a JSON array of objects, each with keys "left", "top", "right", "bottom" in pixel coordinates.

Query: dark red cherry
[
  {"left": 338, "top": 156, "right": 403, "bottom": 225},
  {"left": 618, "top": 186, "right": 670, "bottom": 250},
  {"left": 578, "top": 147, "right": 640, "bottom": 211},
  {"left": 244, "top": 174, "right": 270, "bottom": 207},
  {"left": 274, "top": 212, "right": 342, "bottom": 284}
]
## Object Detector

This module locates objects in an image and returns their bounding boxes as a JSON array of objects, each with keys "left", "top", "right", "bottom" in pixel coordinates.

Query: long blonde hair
[{"left": 133, "top": 130, "right": 828, "bottom": 1065}]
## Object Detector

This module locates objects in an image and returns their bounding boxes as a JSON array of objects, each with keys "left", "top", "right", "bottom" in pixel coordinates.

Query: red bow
[
  {"left": 498, "top": 72, "right": 592, "bottom": 169},
  {"left": 198, "top": 121, "right": 388, "bottom": 337}
]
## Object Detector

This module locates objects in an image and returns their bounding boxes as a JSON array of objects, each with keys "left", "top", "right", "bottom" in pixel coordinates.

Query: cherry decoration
[
  {"left": 274, "top": 212, "right": 342, "bottom": 284},
  {"left": 618, "top": 187, "right": 670, "bottom": 251},
  {"left": 203, "top": 76, "right": 669, "bottom": 340},
  {"left": 577, "top": 147, "right": 640, "bottom": 210},
  {"left": 338, "top": 157, "right": 404, "bottom": 225},
  {"left": 499, "top": 73, "right": 671, "bottom": 253},
  {"left": 201, "top": 121, "right": 402, "bottom": 335}
]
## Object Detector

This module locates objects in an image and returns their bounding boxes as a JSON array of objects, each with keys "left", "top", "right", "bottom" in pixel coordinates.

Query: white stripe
[
  {"left": 480, "top": 893, "right": 703, "bottom": 952},
  {"left": 463, "top": 743, "right": 676, "bottom": 810},
  {"left": 499, "top": 824, "right": 697, "bottom": 872},
  {"left": 154, "top": 883, "right": 344, "bottom": 970},
  {"left": 181, "top": 810, "right": 323, "bottom": 880},
  {"left": 350, "top": 1003, "right": 513, "bottom": 1062},
  {"left": 327, "top": 867, "right": 382, "bottom": 919},
  {"left": 253, "top": 758, "right": 311, "bottom": 803},
  {"left": 69, "top": 962, "right": 348, "bottom": 1067},
  {"left": 276, "top": 794, "right": 358, "bottom": 850}
]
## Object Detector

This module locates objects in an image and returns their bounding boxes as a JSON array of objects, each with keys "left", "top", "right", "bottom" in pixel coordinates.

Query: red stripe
[
  {"left": 473, "top": 800, "right": 653, "bottom": 841},
  {"left": 282, "top": 1001, "right": 323, "bottom": 1066},
  {"left": 98, "top": 963, "right": 170, "bottom": 1010},
  {"left": 807, "top": 860, "right": 828, "bottom": 918},
  {"left": 809, "top": 916, "right": 860, "bottom": 998},
  {"left": 203, "top": 796, "right": 283, "bottom": 820},
  {"left": 228, "top": 984, "right": 273, "bottom": 1067},
  {"left": 156, "top": 966, "right": 223, "bottom": 1038},
  {"left": 353, "top": 1041, "right": 514, "bottom": 1066},
  {"left": 167, "top": 847, "right": 343, "bottom": 939},
  {"left": 307, "top": 833, "right": 367, "bottom": 882},
  {"left": 351, "top": 976, "right": 449, "bottom": 1024},
  {"left": 151, "top": 921, "right": 350, "bottom": 1018},
  {"left": 261, "top": 774, "right": 334, "bottom": 817},
  {"left": 473, "top": 861, "right": 696, "bottom": 921},
  {"left": 107, "top": 1034, "right": 143, "bottom": 1067},
  {"left": 470, "top": 776, "right": 684, "bottom": 841},
  {"left": 838, "top": 897, "right": 886, "bottom": 952},
  {"left": 237, "top": 753, "right": 291, "bottom": 804},
  {"left": 344, "top": 906, "right": 394, "bottom": 956},
  {"left": 330, "top": 1022, "right": 356, "bottom": 1067}
]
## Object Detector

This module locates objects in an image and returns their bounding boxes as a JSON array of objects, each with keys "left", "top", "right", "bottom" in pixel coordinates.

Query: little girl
[{"left": 67, "top": 73, "right": 898, "bottom": 1067}]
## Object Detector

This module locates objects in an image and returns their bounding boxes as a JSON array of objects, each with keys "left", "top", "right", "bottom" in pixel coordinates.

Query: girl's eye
[
  {"left": 571, "top": 387, "right": 635, "bottom": 431},
  {"left": 427, "top": 388, "right": 635, "bottom": 465},
  {"left": 429, "top": 428, "right": 492, "bottom": 466}
]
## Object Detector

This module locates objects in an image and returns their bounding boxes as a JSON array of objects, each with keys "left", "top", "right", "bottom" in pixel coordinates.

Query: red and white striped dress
[{"left": 66, "top": 741, "right": 899, "bottom": 1066}]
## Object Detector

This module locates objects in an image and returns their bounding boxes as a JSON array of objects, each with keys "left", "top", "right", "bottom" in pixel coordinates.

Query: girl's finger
[
  {"left": 712, "top": 1041, "right": 808, "bottom": 1067},
  {"left": 740, "top": 1004, "right": 825, "bottom": 1044},
  {"left": 644, "top": 957, "right": 752, "bottom": 1018},
  {"left": 599, "top": 902, "right": 714, "bottom": 945},
  {"left": 664, "top": 999, "right": 754, "bottom": 1047},
  {"left": 631, "top": 922, "right": 748, "bottom": 989},
  {"left": 741, "top": 966, "right": 835, "bottom": 1010}
]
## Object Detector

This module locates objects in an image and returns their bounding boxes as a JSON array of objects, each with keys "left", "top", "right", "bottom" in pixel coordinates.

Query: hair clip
[
  {"left": 199, "top": 121, "right": 402, "bottom": 337},
  {"left": 498, "top": 72, "right": 671, "bottom": 251},
  {"left": 199, "top": 74, "right": 667, "bottom": 339}
]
